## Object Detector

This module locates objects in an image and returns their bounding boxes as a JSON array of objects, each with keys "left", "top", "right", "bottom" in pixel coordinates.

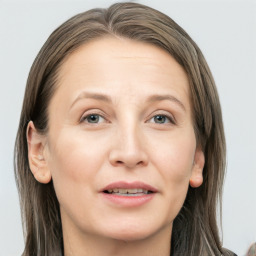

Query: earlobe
[
  {"left": 27, "top": 121, "right": 52, "bottom": 184},
  {"left": 189, "top": 148, "right": 205, "bottom": 188}
]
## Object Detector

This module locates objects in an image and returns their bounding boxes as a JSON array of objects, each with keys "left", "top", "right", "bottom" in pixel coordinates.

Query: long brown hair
[{"left": 14, "top": 2, "right": 233, "bottom": 255}]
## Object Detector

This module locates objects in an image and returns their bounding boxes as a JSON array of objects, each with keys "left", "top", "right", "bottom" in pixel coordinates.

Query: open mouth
[
  {"left": 103, "top": 188, "right": 154, "bottom": 196},
  {"left": 101, "top": 183, "right": 156, "bottom": 206}
]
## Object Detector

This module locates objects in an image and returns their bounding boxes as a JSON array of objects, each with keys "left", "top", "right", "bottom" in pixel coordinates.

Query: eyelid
[
  {"left": 79, "top": 109, "right": 176, "bottom": 125},
  {"left": 147, "top": 111, "right": 176, "bottom": 125},
  {"left": 79, "top": 109, "right": 109, "bottom": 123}
]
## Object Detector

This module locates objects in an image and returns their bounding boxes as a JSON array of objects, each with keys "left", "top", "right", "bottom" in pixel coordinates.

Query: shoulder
[{"left": 222, "top": 249, "right": 238, "bottom": 256}]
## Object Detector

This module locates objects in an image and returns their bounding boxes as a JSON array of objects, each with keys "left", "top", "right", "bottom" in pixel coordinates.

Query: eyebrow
[
  {"left": 70, "top": 92, "right": 111, "bottom": 109},
  {"left": 147, "top": 94, "right": 186, "bottom": 111},
  {"left": 70, "top": 92, "right": 186, "bottom": 111}
]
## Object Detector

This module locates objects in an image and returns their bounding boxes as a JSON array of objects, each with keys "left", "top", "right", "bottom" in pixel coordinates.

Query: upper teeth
[{"left": 107, "top": 188, "right": 149, "bottom": 194}]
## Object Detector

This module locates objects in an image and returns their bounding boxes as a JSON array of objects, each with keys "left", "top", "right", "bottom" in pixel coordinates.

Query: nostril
[
  {"left": 113, "top": 160, "right": 147, "bottom": 168},
  {"left": 109, "top": 149, "right": 149, "bottom": 168}
]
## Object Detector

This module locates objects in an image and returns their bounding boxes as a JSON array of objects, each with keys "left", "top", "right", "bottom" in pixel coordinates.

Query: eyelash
[
  {"left": 80, "top": 112, "right": 107, "bottom": 124},
  {"left": 148, "top": 114, "right": 175, "bottom": 125},
  {"left": 80, "top": 111, "right": 175, "bottom": 125}
]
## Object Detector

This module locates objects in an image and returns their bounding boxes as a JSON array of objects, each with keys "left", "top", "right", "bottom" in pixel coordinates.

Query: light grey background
[{"left": 0, "top": 0, "right": 255, "bottom": 255}]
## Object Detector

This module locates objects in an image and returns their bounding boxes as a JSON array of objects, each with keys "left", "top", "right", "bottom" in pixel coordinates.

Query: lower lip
[{"left": 100, "top": 193, "right": 155, "bottom": 207}]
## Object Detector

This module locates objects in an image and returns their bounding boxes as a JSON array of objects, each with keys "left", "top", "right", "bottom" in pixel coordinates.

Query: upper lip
[{"left": 101, "top": 181, "right": 158, "bottom": 193}]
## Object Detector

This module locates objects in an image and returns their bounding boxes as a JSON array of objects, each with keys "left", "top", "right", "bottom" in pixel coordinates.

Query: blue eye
[
  {"left": 82, "top": 114, "right": 104, "bottom": 124},
  {"left": 154, "top": 115, "right": 167, "bottom": 124},
  {"left": 150, "top": 114, "right": 174, "bottom": 124}
]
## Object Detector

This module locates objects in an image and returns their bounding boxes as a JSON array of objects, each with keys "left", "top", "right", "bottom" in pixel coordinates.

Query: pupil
[
  {"left": 88, "top": 115, "right": 99, "bottom": 123},
  {"left": 154, "top": 115, "right": 165, "bottom": 123}
]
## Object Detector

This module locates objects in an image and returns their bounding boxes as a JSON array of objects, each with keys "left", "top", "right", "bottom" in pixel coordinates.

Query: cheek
[
  {"left": 152, "top": 130, "right": 195, "bottom": 178},
  {"left": 150, "top": 129, "right": 195, "bottom": 204},
  {"left": 46, "top": 129, "right": 106, "bottom": 204},
  {"left": 48, "top": 129, "right": 104, "bottom": 173}
]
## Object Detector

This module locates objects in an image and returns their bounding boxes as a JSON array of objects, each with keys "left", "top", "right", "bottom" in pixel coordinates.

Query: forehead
[
  {"left": 51, "top": 36, "right": 191, "bottom": 114},
  {"left": 58, "top": 36, "right": 188, "bottom": 84}
]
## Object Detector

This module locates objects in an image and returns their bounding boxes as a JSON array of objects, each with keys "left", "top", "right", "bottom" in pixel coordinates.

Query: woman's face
[{"left": 29, "top": 37, "right": 204, "bottom": 243}]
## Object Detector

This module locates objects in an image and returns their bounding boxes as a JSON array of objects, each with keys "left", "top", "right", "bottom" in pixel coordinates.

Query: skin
[{"left": 27, "top": 37, "right": 204, "bottom": 256}]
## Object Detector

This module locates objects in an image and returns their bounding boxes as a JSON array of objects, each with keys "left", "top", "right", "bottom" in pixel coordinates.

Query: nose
[{"left": 108, "top": 127, "right": 149, "bottom": 169}]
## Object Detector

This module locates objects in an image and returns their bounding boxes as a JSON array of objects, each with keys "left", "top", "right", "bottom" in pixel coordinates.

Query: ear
[
  {"left": 26, "top": 121, "right": 51, "bottom": 184},
  {"left": 189, "top": 147, "right": 205, "bottom": 188}
]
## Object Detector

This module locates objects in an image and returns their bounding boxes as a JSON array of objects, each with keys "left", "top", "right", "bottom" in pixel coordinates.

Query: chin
[
  {"left": 108, "top": 231, "right": 152, "bottom": 242},
  {"left": 100, "top": 222, "right": 162, "bottom": 242}
]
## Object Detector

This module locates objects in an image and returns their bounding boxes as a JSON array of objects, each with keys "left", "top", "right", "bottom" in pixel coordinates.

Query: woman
[{"left": 14, "top": 2, "right": 237, "bottom": 256}]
